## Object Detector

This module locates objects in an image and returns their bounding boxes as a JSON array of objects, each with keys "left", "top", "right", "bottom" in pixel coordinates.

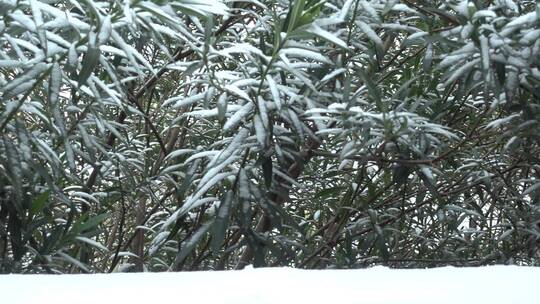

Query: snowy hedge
[{"left": 0, "top": 0, "right": 539, "bottom": 273}]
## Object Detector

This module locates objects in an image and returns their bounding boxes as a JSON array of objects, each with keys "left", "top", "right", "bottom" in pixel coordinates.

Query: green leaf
[
  {"left": 217, "top": 93, "right": 228, "bottom": 123},
  {"left": 76, "top": 236, "right": 109, "bottom": 252},
  {"left": 314, "top": 186, "right": 347, "bottom": 199},
  {"left": 494, "top": 61, "right": 506, "bottom": 86},
  {"left": 359, "top": 69, "right": 382, "bottom": 110},
  {"left": 77, "top": 47, "right": 100, "bottom": 87},
  {"left": 42, "top": 225, "right": 64, "bottom": 254},
  {"left": 261, "top": 155, "right": 273, "bottom": 188},
  {"left": 7, "top": 215, "right": 25, "bottom": 259},
  {"left": 286, "top": 0, "right": 307, "bottom": 33},
  {"left": 211, "top": 191, "right": 234, "bottom": 254},
  {"left": 71, "top": 213, "right": 110, "bottom": 236},
  {"left": 423, "top": 43, "right": 433, "bottom": 72},
  {"left": 392, "top": 165, "right": 411, "bottom": 186},
  {"left": 48, "top": 62, "right": 61, "bottom": 105},
  {"left": 173, "top": 222, "right": 211, "bottom": 269},
  {"left": 297, "top": 0, "right": 324, "bottom": 27},
  {"left": 303, "top": 24, "right": 348, "bottom": 49},
  {"left": 417, "top": 169, "right": 441, "bottom": 200},
  {"left": 30, "top": 190, "right": 50, "bottom": 216},
  {"left": 57, "top": 251, "right": 90, "bottom": 273},
  {"left": 376, "top": 233, "right": 390, "bottom": 261},
  {"left": 80, "top": 213, "right": 110, "bottom": 231}
]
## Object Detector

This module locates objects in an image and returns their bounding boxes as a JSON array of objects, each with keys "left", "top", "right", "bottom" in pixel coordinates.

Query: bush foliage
[{"left": 0, "top": 0, "right": 539, "bottom": 273}]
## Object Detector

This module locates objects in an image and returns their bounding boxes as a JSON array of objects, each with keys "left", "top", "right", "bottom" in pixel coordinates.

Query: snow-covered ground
[{"left": 1, "top": 266, "right": 538, "bottom": 304}]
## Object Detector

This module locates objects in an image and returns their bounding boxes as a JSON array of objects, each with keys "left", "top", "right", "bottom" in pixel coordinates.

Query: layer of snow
[{"left": 1, "top": 266, "right": 538, "bottom": 304}]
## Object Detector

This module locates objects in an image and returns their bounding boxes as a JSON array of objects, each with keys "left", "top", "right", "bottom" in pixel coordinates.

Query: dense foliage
[{"left": 0, "top": 0, "right": 539, "bottom": 273}]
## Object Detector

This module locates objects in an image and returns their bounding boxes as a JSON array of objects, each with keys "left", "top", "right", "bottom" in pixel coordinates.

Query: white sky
[{"left": 0, "top": 265, "right": 538, "bottom": 304}]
